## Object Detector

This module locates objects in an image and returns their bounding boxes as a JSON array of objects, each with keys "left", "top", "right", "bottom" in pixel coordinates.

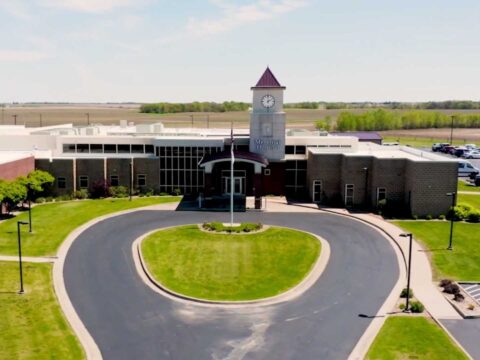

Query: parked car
[
  {"left": 432, "top": 143, "right": 450, "bottom": 152},
  {"left": 458, "top": 160, "right": 480, "bottom": 177},
  {"left": 475, "top": 174, "right": 480, "bottom": 186},
  {"left": 465, "top": 150, "right": 480, "bottom": 159},
  {"left": 454, "top": 147, "right": 468, "bottom": 157},
  {"left": 443, "top": 145, "right": 456, "bottom": 154},
  {"left": 465, "top": 143, "right": 477, "bottom": 150}
]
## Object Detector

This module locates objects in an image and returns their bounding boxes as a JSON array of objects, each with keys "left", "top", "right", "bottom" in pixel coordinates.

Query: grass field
[
  {"left": 392, "top": 221, "right": 480, "bottom": 281},
  {"left": 458, "top": 180, "right": 480, "bottom": 192},
  {"left": 0, "top": 261, "right": 84, "bottom": 360},
  {"left": 0, "top": 196, "right": 180, "bottom": 257},
  {"left": 366, "top": 317, "right": 467, "bottom": 360},
  {"left": 382, "top": 136, "right": 467, "bottom": 148},
  {"left": 458, "top": 193, "right": 480, "bottom": 209},
  {"left": 141, "top": 225, "right": 321, "bottom": 301}
]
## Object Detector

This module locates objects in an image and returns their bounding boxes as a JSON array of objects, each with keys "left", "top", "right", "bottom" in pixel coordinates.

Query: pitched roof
[{"left": 251, "top": 67, "right": 286, "bottom": 89}]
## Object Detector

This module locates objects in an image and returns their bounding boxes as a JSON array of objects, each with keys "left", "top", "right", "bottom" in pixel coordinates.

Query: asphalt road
[
  {"left": 441, "top": 319, "right": 480, "bottom": 359},
  {"left": 64, "top": 211, "right": 399, "bottom": 360}
]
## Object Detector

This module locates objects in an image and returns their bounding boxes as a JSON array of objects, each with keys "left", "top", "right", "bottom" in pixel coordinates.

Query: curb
[{"left": 132, "top": 224, "right": 331, "bottom": 308}]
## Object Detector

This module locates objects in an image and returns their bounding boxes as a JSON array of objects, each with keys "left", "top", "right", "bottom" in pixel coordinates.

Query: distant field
[
  {"left": 4, "top": 104, "right": 480, "bottom": 131},
  {"left": 380, "top": 128, "right": 480, "bottom": 142}
]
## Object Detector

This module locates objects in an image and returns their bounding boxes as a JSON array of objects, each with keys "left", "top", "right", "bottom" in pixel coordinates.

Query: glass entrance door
[{"left": 224, "top": 177, "right": 244, "bottom": 195}]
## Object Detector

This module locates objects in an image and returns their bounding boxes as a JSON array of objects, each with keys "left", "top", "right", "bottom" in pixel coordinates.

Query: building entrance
[{"left": 222, "top": 170, "right": 246, "bottom": 195}]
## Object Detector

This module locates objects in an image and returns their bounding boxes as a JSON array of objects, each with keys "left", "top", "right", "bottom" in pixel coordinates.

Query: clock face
[{"left": 261, "top": 94, "right": 275, "bottom": 108}]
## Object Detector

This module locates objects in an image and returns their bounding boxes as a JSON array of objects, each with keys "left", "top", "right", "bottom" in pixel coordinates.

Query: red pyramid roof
[{"left": 251, "top": 67, "right": 286, "bottom": 89}]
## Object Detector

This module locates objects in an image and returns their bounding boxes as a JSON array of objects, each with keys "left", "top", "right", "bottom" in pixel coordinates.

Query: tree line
[
  {"left": 140, "top": 101, "right": 250, "bottom": 114},
  {"left": 286, "top": 101, "right": 480, "bottom": 110},
  {"left": 315, "top": 109, "right": 480, "bottom": 131}
]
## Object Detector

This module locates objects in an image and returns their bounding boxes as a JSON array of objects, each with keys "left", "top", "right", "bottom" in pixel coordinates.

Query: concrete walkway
[{"left": 0, "top": 255, "right": 56, "bottom": 263}]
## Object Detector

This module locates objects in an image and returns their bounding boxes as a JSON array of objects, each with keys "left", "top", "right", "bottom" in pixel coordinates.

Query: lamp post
[
  {"left": 26, "top": 183, "right": 32, "bottom": 232},
  {"left": 446, "top": 192, "right": 457, "bottom": 250},
  {"left": 17, "top": 221, "right": 29, "bottom": 294},
  {"left": 85, "top": 113, "right": 90, "bottom": 126},
  {"left": 450, "top": 115, "right": 455, "bottom": 144},
  {"left": 400, "top": 232, "right": 413, "bottom": 312},
  {"left": 129, "top": 159, "right": 133, "bottom": 202}
]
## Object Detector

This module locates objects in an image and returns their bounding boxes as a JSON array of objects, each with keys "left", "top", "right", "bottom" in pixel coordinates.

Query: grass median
[
  {"left": 367, "top": 317, "right": 467, "bottom": 359},
  {"left": 141, "top": 225, "right": 321, "bottom": 301},
  {"left": 0, "top": 196, "right": 181, "bottom": 257},
  {"left": 458, "top": 181, "right": 480, "bottom": 193},
  {"left": 0, "top": 261, "right": 84, "bottom": 359},
  {"left": 393, "top": 221, "right": 480, "bottom": 281}
]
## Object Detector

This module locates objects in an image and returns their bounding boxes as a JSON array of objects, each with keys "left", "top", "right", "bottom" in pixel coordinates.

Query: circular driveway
[{"left": 64, "top": 210, "right": 399, "bottom": 360}]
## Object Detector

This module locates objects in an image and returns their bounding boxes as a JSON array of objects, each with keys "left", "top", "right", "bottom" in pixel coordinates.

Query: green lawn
[
  {"left": 383, "top": 136, "right": 466, "bottom": 148},
  {"left": 141, "top": 225, "right": 321, "bottom": 301},
  {"left": 367, "top": 317, "right": 467, "bottom": 360},
  {"left": 458, "top": 180, "right": 480, "bottom": 193},
  {"left": 0, "top": 261, "right": 84, "bottom": 359},
  {"left": 393, "top": 221, "right": 480, "bottom": 281},
  {"left": 458, "top": 193, "right": 480, "bottom": 209},
  {"left": 0, "top": 196, "right": 180, "bottom": 257}
]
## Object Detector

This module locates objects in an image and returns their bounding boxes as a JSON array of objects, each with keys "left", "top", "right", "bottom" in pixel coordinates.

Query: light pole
[
  {"left": 129, "top": 159, "right": 133, "bottom": 201},
  {"left": 26, "top": 183, "right": 32, "bottom": 233},
  {"left": 85, "top": 113, "right": 90, "bottom": 125},
  {"left": 17, "top": 221, "right": 29, "bottom": 294},
  {"left": 400, "top": 232, "right": 413, "bottom": 312},
  {"left": 446, "top": 192, "right": 457, "bottom": 250},
  {"left": 450, "top": 115, "right": 455, "bottom": 144}
]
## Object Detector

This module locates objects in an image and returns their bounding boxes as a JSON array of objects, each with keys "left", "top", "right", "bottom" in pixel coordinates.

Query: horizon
[{"left": 1, "top": 1, "right": 480, "bottom": 103}]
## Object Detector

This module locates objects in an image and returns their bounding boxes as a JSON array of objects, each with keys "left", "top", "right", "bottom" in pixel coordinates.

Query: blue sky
[{"left": 1, "top": 0, "right": 479, "bottom": 103}]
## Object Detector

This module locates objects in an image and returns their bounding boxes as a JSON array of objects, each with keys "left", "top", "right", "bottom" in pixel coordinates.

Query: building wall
[
  {"left": 76, "top": 159, "right": 104, "bottom": 190},
  {"left": 135, "top": 158, "right": 160, "bottom": 190},
  {"left": 306, "top": 154, "right": 342, "bottom": 204},
  {"left": 35, "top": 159, "right": 74, "bottom": 195},
  {"left": 340, "top": 156, "right": 373, "bottom": 207},
  {"left": 0, "top": 156, "right": 35, "bottom": 180},
  {"left": 370, "top": 158, "right": 406, "bottom": 205},
  {"left": 405, "top": 160, "right": 457, "bottom": 217},
  {"left": 107, "top": 159, "right": 131, "bottom": 188}
]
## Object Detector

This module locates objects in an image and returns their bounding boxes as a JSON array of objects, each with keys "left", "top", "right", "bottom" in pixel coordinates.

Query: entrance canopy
[{"left": 199, "top": 150, "right": 269, "bottom": 174}]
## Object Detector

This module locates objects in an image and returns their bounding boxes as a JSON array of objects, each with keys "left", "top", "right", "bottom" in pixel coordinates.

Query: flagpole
[{"left": 230, "top": 125, "right": 234, "bottom": 227}]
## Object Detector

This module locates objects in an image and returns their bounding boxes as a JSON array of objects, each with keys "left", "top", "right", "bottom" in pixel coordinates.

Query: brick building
[{"left": 0, "top": 68, "right": 457, "bottom": 216}]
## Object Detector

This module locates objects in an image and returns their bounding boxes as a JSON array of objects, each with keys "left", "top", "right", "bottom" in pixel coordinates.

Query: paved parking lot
[{"left": 459, "top": 283, "right": 480, "bottom": 305}]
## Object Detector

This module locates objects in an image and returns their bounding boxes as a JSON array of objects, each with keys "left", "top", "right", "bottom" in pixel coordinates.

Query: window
[
  {"left": 313, "top": 180, "right": 322, "bottom": 202},
  {"left": 377, "top": 187, "right": 387, "bottom": 206},
  {"left": 131, "top": 144, "right": 144, "bottom": 154},
  {"left": 77, "top": 144, "right": 89, "bottom": 153},
  {"left": 104, "top": 144, "right": 116, "bottom": 153},
  {"left": 79, "top": 176, "right": 89, "bottom": 189},
  {"left": 118, "top": 144, "right": 130, "bottom": 153},
  {"left": 345, "top": 184, "right": 354, "bottom": 207},
  {"left": 285, "top": 145, "right": 295, "bottom": 154},
  {"left": 264, "top": 169, "right": 271, "bottom": 176},
  {"left": 90, "top": 144, "right": 103, "bottom": 153},
  {"left": 110, "top": 175, "right": 119, "bottom": 186},
  {"left": 145, "top": 145, "right": 154, "bottom": 154},
  {"left": 295, "top": 146, "right": 306, "bottom": 154},
  {"left": 57, "top": 177, "right": 66, "bottom": 189},
  {"left": 137, "top": 174, "right": 146, "bottom": 187},
  {"left": 63, "top": 144, "right": 76, "bottom": 153}
]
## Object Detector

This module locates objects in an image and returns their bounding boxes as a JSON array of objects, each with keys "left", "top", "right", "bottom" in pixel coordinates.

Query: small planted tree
[{"left": 0, "top": 179, "right": 27, "bottom": 213}]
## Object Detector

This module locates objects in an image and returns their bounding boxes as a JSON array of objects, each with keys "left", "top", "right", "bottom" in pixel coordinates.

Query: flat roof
[{"left": 0, "top": 152, "right": 34, "bottom": 165}]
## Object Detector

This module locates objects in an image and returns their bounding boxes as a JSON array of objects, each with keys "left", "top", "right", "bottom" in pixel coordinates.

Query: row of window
[
  {"left": 285, "top": 145, "right": 306, "bottom": 155},
  {"left": 157, "top": 146, "right": 222, "bottom": 157},
  {"left": 63, "top": 144, "right": 155, "bottom": 154},
  {"left": 57, "top": 175, "right": 147, "bottom": 189},
  {"left": 285, "top": 160, "right": 307, "bottom": 191},
  {"left": 312, "top": 180, "right": 386, "bottom": 206}
]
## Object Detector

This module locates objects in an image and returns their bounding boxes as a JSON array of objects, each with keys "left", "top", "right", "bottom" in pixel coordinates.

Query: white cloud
[
  {"left": 0, "top": 50, "right": 49, "bottom": 62},
  {"left": 39, "top": 0, "right": 140, "bottom": 13},
  {"left": 186, "top": 0, "right": 308, "bottom": 37},
  {"left": 0, "top": 1, "right": 32, "bottom": 19}
]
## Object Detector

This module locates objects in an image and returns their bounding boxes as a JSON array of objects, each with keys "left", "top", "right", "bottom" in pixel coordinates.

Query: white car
[
  {"left": 465, "top": 150, "right": 480, "bottom": 159},
  {"left": 465, "top": 143, "right": 477, "bottom": 150},
  {"left": 458, "top": 160, "right": 480, "bottom": 177}
]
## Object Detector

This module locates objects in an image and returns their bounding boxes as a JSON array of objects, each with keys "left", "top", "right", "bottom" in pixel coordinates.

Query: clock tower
[{"left": 249, "top": 67, "right": 286, "bottom": 161}]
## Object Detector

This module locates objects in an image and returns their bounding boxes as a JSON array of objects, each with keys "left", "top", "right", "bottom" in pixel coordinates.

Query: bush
[
  {"left": 55, "top": 194, "right": 73, "bottom": 202},
  {"left": 90, "top": 180, "right": 111, "bottom": 199},
  {"left": 35, "top": 197, "right": 46, "bottom": 204},
  {"left": 468, "top": 303, "right": 476, "bottom": 310},
  {"left": 439, "top": 279, "right": 452, "bottom": 287},
  {"left": 400, "top": 288, "right": 413, "bottom": 298},
  {"left": 453, "top": 293, "right": 465, "bottom": 302},
  {"left": 110, "top": 186, "right": 129, "bottom": 198},
  {"left": 202, "top": 222, "right": 263, "bottom": 233},
  {"left": 443, "top": 283, "right": 460, "bottom": 295},
  {"left": 138, "top": 186, "right": 154, "bottom": 197},
  {"left": 466, "top": 209, "right": 480, "bottom": 223},
  {"left": 410, "top": 301, "right": 425, "bottom": 313},
  {"left": 438, "top": 214, "right": 446, "bottom": 220},
  {"left": 172, "top": 188, "right": 181, "bottom": 196},
  {"left": 425, "top": 214, "right": 433, "bottom": 220},
  {"left": 447, "top": 203, "right": 473, "bottom": 221},
  {"left": 412, "top": 214, "right": 418, "bottom": 220},
  {"left": 74, "top": 189, "right": 89, "bottom": 199},
  {"left": 159, "top": 192, "right": 169, "bottom": 196},
  {"left": 399, "top": 303, "right": 406, "bottom": 310},
  {"left": 44, "top": 196, "right": 54, "bottom": 202}
]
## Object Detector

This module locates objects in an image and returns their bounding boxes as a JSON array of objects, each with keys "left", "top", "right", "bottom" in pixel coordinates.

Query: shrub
[
  {"left": 172, "top": 188, "right": 181, "bottom": 196},
  {"left": 399, "top": 303, "right": 406, "bottom": 310},
  {"left": 35, "top": 197, "right": 46, "bottom": 204},
  {"left": 425, "top": 214, "right": 433, "bottom": 220},
  {"left": 439, "top": 279, "right": 452, "bottom": 287},
  {"left": 438, "top": 214, "right": 446, "bottom": 220},
  {"left": 412, "top": 214, "right": 418, "bottom": 220},
  {"left": 453, "top": 293, "right": 465, "bottom": 302},
  {"left": 468, "top": 303, "right": 476, "bottom": 310},
  {"left": 202, "top": 222, "right": 262, "bottom": 233},
  {"left": 55, "top": 194, "right": 73, "bottom": 202},
  {"left": 159, "top": 192, "right": 169, "bottom": 196},
  {"left": 410, "top": 301, "right": 424, "bottom": 313},
  {"left": 443, "top": 283, "right": 460, "bottom": 294},
  {"left": 44, "top": 196, "right": 54, "bottom": 202},
  {"left": 138, "top": 186, "right": 154, "bottom": 197},
  {"left": 447, "top": 203, "right": 472, "bottom": 221},
  {"left": 90, "top": 180, "right": 111, "bottom": 199},
  {"left": 466, "top": 209, "right": 480, "bottom": 223},
  {"left": 74, "top": 189, "right": 89, "bottom": 199},
  {"left": 400, "top": 288, "right": 413, "bottom": 298},
  {"left": 110, "top": 186, "right": 129, "bottom": 198}
]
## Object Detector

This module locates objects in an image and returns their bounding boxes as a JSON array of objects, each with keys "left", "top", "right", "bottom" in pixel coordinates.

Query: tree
[{"left": 0, "top": 179, "right": 27, "bottom": 213}]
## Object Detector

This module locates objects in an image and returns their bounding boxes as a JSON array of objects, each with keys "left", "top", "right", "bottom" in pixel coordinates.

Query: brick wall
[{"left": 0, "top": 156, "right": 34, "bottom": 180}]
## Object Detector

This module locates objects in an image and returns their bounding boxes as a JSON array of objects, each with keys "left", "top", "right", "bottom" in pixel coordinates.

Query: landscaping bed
[
  {"left": 141, "top": 225, "right": 321, "bottom": 301},
  {"left": 201, "top": 222, "right": 263, "bottom": 233}
]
